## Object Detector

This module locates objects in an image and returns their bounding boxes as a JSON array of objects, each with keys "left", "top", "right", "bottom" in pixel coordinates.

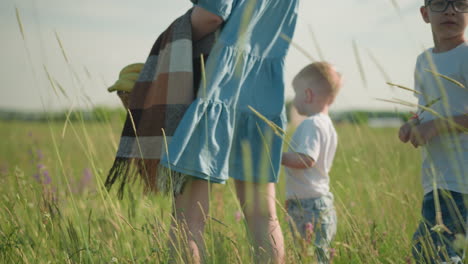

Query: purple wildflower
[
  {"left": 305, "top": 222, "right": 314, "bottom": 243},
  {"left": 37, "top": 150, "right": 44, "bottom": 161},
  {"left": 235, "top": 210, "right": 243, "bottom": 222},
  {"left": 329, "top": 247, "right": 336, "bottom": 262},
  {"left": 78, "top": 168, "right": 93, "bottom": 192},
  {"left": 28, "top": 149, "right": 35, "bottom": 164},
  {"left": 33, "top": 173, "right": 41, "bottom": 183},
  {"left": 42, "top": 170, "right": 51, "bottom": 185}
]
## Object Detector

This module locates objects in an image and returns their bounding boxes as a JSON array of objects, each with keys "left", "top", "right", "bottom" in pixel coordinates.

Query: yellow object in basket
[
  {"left": 120, "top": 72, "right": 140, "bottom": 82},
  {"left": 119, "top": 63, "right": 144, "bottom": 77},
  {"left": 108, "top": 79, "right": 135, "bottom": 92},
  {"left": 108, "top": 63, "right": 144, "bottom": 92}
]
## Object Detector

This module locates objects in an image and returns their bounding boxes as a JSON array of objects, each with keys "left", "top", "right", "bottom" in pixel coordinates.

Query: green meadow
[
  {"left": 4, "top": 1, "right": 467, "bottom": 262},
  {"left": 0, "top": 118, "right": 423, "bottom": 263}
]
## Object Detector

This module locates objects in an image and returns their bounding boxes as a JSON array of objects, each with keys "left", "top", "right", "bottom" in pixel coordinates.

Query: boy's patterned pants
[{"left": 286, "top": 193, "right": 337, "bottom": 264}]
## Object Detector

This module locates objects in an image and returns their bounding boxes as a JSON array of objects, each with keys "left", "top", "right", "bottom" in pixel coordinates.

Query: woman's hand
[{"left": 191, "top": 7, "right": 223, "bottom": 41}]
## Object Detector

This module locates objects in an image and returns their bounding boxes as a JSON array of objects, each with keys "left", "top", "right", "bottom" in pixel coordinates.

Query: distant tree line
[
  {"left": 0, "top": 107, "right": 126, "bottom": 123},
  {"left": 2, "top": 104, "right": 412, "bottom": 125},
  {"left": 284, "top": 101, "right": 412, "bottom": 125},
  {"left": 330, "top": 110, "right": 412, "bottom": 124}
]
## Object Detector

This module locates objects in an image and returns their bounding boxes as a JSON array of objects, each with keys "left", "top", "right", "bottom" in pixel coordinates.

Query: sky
[{"left": 1, "top": 0, "right": 464, "bottom": 112}]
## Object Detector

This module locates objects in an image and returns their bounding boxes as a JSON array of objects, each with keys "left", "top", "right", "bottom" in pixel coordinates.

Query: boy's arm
[
  {"left": 191, "top": 7, "right": 223, "bottom": 41},
  {"left": 281, "top": 152, "right": 316, "bottom": 169},
  {"left": 409, "top": 114, "right": 468, "bottom": 147},
  {"left": 400, "top": 59, "right": 424, "bottom": 144}
]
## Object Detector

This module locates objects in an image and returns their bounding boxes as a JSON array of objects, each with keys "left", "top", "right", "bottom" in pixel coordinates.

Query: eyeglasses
[{"left": 426, "top": 0, "right": 468, "bottom": 13}]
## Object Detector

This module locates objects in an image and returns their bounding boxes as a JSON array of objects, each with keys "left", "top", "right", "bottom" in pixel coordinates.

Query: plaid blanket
[{"left": 105, "top": 9, "right": 215, "bottom": 198}]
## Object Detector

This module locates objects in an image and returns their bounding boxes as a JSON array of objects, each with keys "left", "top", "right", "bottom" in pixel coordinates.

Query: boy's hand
[
  {"left": 409, "top": 121, "right": 438, "bottom": 148},
  {"left": 398, "top": 122, "right": 412, "bottom": 143},
  {"left": 399, "top": 120, "right": 436, "bottom": 148},
  {"left": 400, "top": 115, "right": 467, "bottom": 147},
  {"left": 398, "top": 119, "right": 419, "bottom": 143}
]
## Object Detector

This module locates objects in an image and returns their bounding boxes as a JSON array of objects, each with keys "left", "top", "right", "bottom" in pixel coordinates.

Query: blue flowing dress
[{"left": 160, "top": 0, "right": 299, "bottom": 184}]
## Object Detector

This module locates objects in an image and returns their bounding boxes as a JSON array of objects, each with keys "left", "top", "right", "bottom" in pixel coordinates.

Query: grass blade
[
  {"left": 281, "top": 33, "right": 315, "bottom": 62},
  {"left": 352, "top": 40, "right": 367, "bottom": 89},
  {"left": 15, "top": 7, "right": 25, "bottom": 40},
  {"left": 386, "top": 82, "right": 422, "bottom": 95},
  {"left": 367, "top": 49, "right": 392, "bottom": 86},
  {"left": 43, "top": 65, "right": 60, "bottom": 97},
  {"left": 424, "top": 68, "right": 466, "bottom": 89},
  {"left": 307, "top": 25, "right": 325, "bottom": 61},
  {"left": 55, "top": 30, "right": 69, "bottom": 64}
]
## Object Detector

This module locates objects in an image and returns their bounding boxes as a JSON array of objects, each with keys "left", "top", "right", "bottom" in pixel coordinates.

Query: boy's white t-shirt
[
  {"left": 414, "top": 42, "right": 468, "bottom": 194},
  {"left": 285, "top": 113, "right": 337, "bottom": 199}
]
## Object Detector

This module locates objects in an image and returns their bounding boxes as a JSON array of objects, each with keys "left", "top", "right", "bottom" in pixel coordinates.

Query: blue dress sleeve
[{"left": 190, "top": 0, "right": 235, "bottom": 21}]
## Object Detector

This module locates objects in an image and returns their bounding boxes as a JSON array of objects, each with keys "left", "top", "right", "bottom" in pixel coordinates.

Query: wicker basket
[{"left": 117, "top": 91, "right": 130, "bottom": 109}]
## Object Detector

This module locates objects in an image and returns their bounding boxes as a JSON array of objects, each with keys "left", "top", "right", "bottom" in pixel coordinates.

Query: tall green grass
[{"left": 0, "top": 120, "right": 422, "bottom": 263}]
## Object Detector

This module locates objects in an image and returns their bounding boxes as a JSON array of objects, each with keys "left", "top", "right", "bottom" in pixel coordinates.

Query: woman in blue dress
[{"left": 160, "top": 0, "right": 299, "bottom": 262}]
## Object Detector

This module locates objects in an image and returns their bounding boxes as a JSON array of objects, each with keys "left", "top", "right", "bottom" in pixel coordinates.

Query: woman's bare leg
[
  {"left": 235, "top": 180, "right": 285, "bottom": 264},
  {"left": 169, "top": 179, "right": 210, "bottom": 264}
]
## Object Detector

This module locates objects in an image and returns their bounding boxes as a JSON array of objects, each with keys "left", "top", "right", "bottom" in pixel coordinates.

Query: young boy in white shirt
[
  {"left": 282, "top": 62, "right": 342, "bottom": 264},
  {"left": 398, "top": 0, "right": 468, "bottom": 263}
]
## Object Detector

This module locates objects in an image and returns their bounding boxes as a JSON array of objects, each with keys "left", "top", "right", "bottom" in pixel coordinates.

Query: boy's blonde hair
[{"left": 293, "top": 61, "right": 342, "bottom": 104}]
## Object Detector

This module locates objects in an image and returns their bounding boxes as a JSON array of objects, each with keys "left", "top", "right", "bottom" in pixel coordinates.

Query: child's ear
[
  {"left": 305, "top": 88, "right": 314, "bottom": 103},
  {"left": 420, "top": 6, "right": 430, "bottom": 23}
]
